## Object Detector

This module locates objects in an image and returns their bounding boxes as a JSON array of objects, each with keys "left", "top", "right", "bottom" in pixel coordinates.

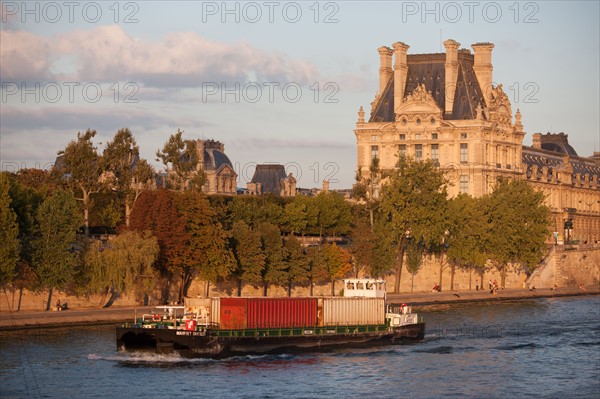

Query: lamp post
[{"left": 579, "top": 200, "right": 600, "bottom": 244}]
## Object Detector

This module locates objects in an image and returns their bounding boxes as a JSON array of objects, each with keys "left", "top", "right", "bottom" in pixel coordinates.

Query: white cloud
[{"left": 1, "top": 25, "right": 321, "bottom": 87}]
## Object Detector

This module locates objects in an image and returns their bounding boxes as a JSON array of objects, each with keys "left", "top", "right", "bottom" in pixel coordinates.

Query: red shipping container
[
  {"left": 220, "top": 298, "right": 247, "bottom": 329},
  {"left": 246, "top": 298, "right": 317, "bottom": 329}
]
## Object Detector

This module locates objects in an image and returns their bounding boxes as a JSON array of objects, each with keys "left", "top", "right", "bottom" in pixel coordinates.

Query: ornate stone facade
[
  {"left": 196, "top": 139, "right": 237, "bottom": 195},
  {"left": 356, "top": 39, "right": 600, "bottom": 243}
]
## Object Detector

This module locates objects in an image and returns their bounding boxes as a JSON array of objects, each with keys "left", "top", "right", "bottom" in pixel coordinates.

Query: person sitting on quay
[{"left": 56, "top": 299, "right": 62, "bottom": 311}]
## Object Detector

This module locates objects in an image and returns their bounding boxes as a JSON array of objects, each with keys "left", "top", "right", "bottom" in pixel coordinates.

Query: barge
[{"left": 116, "top": 279, "right": 425, "bottom": 358}]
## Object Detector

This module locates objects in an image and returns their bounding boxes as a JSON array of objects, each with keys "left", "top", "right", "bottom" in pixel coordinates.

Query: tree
[
  {"left": 348, "top": 211, "right": 375, "bottom": 278},
  {"left": 0, "top": 178, "right": 20, "bottom": 287},
  {"left": 58, "top": 129, "right": 103, "bottom": 235},
  {"left": 156, "top": 129, "right": 205, "bottom": 192},
  {"left": 258, "top": 222, "right": 287, "bottom": 296},
  {"left": 32, "top": 190, "right": 82, "bottom": 310},
  {"left": 231, "top": 221, "right": 265, "bottom": 296},
  {"left": 405, "top": 240, "right": 424, "bottom": 293},
  {"left": 378, "top": 157, "right": 448, "bottom": 293},
  {"left": 353, "top": 156, "right": 382, "bottom": 228},
  {"left": 482, "top": 178, "right": 550, "bottom": 287},
  {"left": 85, "top": 230, "right": 159, "bottom": 306},
  {"left": 316, "top": 243, "right": 352, "bottom": 296},
  {"left": 314, "top": 191, "right": 352, "bottom": 238},
  {"left": 103, "top": 128, "right": 155, "bottom": 226},
  {"left": 130, "top": 189, "right": 189, "bottom": 303},
  {"left": 446, "top": 194, "right": 488, "bottom": 290},
  {"left": 283, "top": 236, "right": 309, "bottom": 296},
  {"left": 176, "top": 192, "right": 234, "bottom": 299}
]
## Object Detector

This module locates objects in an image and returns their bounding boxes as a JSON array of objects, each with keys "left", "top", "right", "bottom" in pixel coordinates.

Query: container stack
[{"left": 184, "top": 296, "right": 385, "bottom": 330}]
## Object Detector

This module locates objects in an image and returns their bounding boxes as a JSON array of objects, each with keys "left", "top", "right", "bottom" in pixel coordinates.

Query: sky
[{"left": 1, "top": 0, "right": 599, "bottom": 189}]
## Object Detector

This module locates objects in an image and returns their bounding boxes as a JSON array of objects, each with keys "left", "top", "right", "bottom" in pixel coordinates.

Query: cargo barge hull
[{"left": 116, "top": 323, "right": 425, "bottom": 359}]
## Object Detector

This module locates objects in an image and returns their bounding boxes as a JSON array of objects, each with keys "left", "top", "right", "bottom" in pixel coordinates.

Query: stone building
[
  {"left": 196, "top": 139, "right": 237, "bottom": 195},
  {"left": 523, "top": 133, "right": 600, "bottom": 244},
  {"left": 246, "top": 164, "right": 297, "bottom": 196},
  {"left": 355, "top": 39, "right": 599, "bottom": 243}
]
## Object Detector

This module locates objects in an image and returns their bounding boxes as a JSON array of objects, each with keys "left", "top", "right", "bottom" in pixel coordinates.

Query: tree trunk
[
  {"left": 237, "top": 279, "right": 242, "bottom": 296},
  {"left": 263, "top": 282, "right": 268, "bottom": 297},
  {"left": 82, "top": 189, "right": 90, "bottom": 236},
  {"left": 99, "top": 287, "right": 109, "bottom": 307},
  {"left": 287, "top": 280, "right": 292, "bottom": 297},
  {"left": 438, "top": 256, "right": 444, "bottom": 290},
  {"left": 204, "top": 281, "right": 210, "bottom": 298},
  {"left": 125, "top": 201, "right": 131, "bottom": 227},
  {"left": 309, "top": 278, "right": 314, "bottom": 296},
  {"left": 450, "top": 264, "right": 456, "bottom": 290},
  {"left": 393, "top": 240, "right": 405, "bottom": 294},
  {"left": 17, "top": 287, "right": 23, "bottom": 312},
  {"left": 411, "top": 273, "right": 414, "bottom": 293},
  {"left": 46, "top": 288, "right": 53, "bottom": 311},
  {"left": 501, "top": 265, "right": 507, "bottom": 288},
  {"left": 331, "top": 280, "right": 335, "bottom": 296}
]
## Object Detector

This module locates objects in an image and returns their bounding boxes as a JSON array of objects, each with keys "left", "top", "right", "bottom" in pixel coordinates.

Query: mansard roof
[
  {"left": 522, "top": 146, "right": 600, "bottom": 177},
  {"left": 369, "top": 52, "right": 485, "bottom": 122},
  {"left": 250, "top": 164, "right": 287, "bottom": 194}
]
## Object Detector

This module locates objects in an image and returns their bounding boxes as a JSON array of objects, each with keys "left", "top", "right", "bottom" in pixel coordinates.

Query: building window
[
  {"left": 460, "top": 143, "right": 468, "bottom": 164},
  {"left": 415, "top": 133, "right": 421, "bottom": 140},
  {"left": 431, "top": 133, "right": 438, "bottom": 140},
  {"left": 399, "top": 134, "right": 405, "bottom": 140},
  {"left": 431, "top": 144, "right": 439, "bottom": 164},
  {"left": 460, "top": 132, "right": 468, "bottom": 139},
  {"left": 460, "top": 175, "right": 468, "bottom": 194},
  {"left": 416, "top": 118, "right": 421, "bottom": 125},
  {"left": 415, "top": 144, "right": 422, "bottom": 161},
  {"left": 430, "top": 118, "right": 436, "bottom": 124},
  {"left": 401, "top": 118, "right": 407, "bottom": 125},
  {"left": 398, "top": 144, "right": 406, "bottom": 157},
  {"left": 371, "top": 145, "right": 379, "bottom": 160},
  {"left": 371, "top": 135, "right": 378, "bottom": 141}
]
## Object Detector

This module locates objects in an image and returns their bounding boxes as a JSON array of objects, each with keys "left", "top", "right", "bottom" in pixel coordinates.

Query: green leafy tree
[
  {"left": 314, "top": 191, "right": 352, "bottom": 238},
  {"left": 156, "top": 129, "right": 205, "bottom": 192},
  {"left": 0, "top": 178, "right": 20, "bottom": 286},
  {"left": 58, "top": 129, "right": 103, "bottom": 235},
  {"left": 348, "top": 211, "right": 375, "bottom": 278},
  {"left": 32, "top": 189, "right": 82, "bottom": 310},
  {"left": 283, "top": 195, "right": 317, "bottom": 236},
  {"left": 353, "top": 156, "right": 381, "bottom": 228},
  {"left": 85, "top": 230, "right": 159, "bottom": 306},
  {"left": 446, "top": 194, "right": 488, "bottom": 290},
  {"left": 258, "top": 222, "right": 287, "bottom": 296},
  {"left": 283, "top": 236, "right": 309, "bottom": 296},
  {"left": 231, "top": 221, "right": 265, "bottom": 296},
  {"left": 405, "top": 240, "right": 424, "bottom": 293},
  {"left": 482, "top": 179, "right": 550, "bottom": 287},
  {"left": 228, "top": 195, "right": 285, "bottom": 229},
  {"left": 378, "top": 157, "right": 448, "bottom": 293},
  {"left": 103, "top": 128, "right": 155, "bottom": 226}
]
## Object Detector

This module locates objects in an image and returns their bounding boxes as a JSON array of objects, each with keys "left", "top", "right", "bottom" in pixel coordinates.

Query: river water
[{"left": 1, "top": 296, "right": 598, "bottom": 399}]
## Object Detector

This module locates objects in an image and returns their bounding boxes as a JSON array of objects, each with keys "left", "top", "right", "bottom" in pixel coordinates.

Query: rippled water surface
[{"left": 1, "top": 296, "right": 599, "bottom": 398}]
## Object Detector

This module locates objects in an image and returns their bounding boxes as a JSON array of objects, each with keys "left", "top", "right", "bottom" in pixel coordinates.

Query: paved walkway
[{"left": 1, "top": 287, "right": 597, "bottom": 330}]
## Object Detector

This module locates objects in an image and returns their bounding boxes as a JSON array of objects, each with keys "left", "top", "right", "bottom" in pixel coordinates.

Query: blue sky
[{"left": 1, "top": 1, "right": 599, "bottom": 188}]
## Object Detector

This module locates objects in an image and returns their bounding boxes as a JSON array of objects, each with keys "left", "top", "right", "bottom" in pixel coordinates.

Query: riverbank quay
[
  {"left": 387, "top": 286, "right": 600, "bottom": 306},
  {"left": 0, "top": 306, "right": 152, "bottom": 331},
  {"left": 1, "top": 287, "right": 598, "bottom": 331}
]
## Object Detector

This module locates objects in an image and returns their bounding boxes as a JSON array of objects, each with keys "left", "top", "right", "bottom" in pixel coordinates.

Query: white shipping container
[{"left": 320, "top": 297, "right": 385, "bottom": 326}]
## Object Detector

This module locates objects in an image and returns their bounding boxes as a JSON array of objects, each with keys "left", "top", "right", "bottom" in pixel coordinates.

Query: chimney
[
  {"left": 471, "top": 42, "right": 494, "bottom": 106},
  {"left": 443, "top": 39, "right": 460, "bottom": 115},
  {"left": 377, "top": 46, "right": 393, "bottom": 97},
  {"left": 392, "top": 41, "right": 410, "bottom": 113},
  {"left": 532, "top": 133, "right": 541, "bottom": 149}
]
